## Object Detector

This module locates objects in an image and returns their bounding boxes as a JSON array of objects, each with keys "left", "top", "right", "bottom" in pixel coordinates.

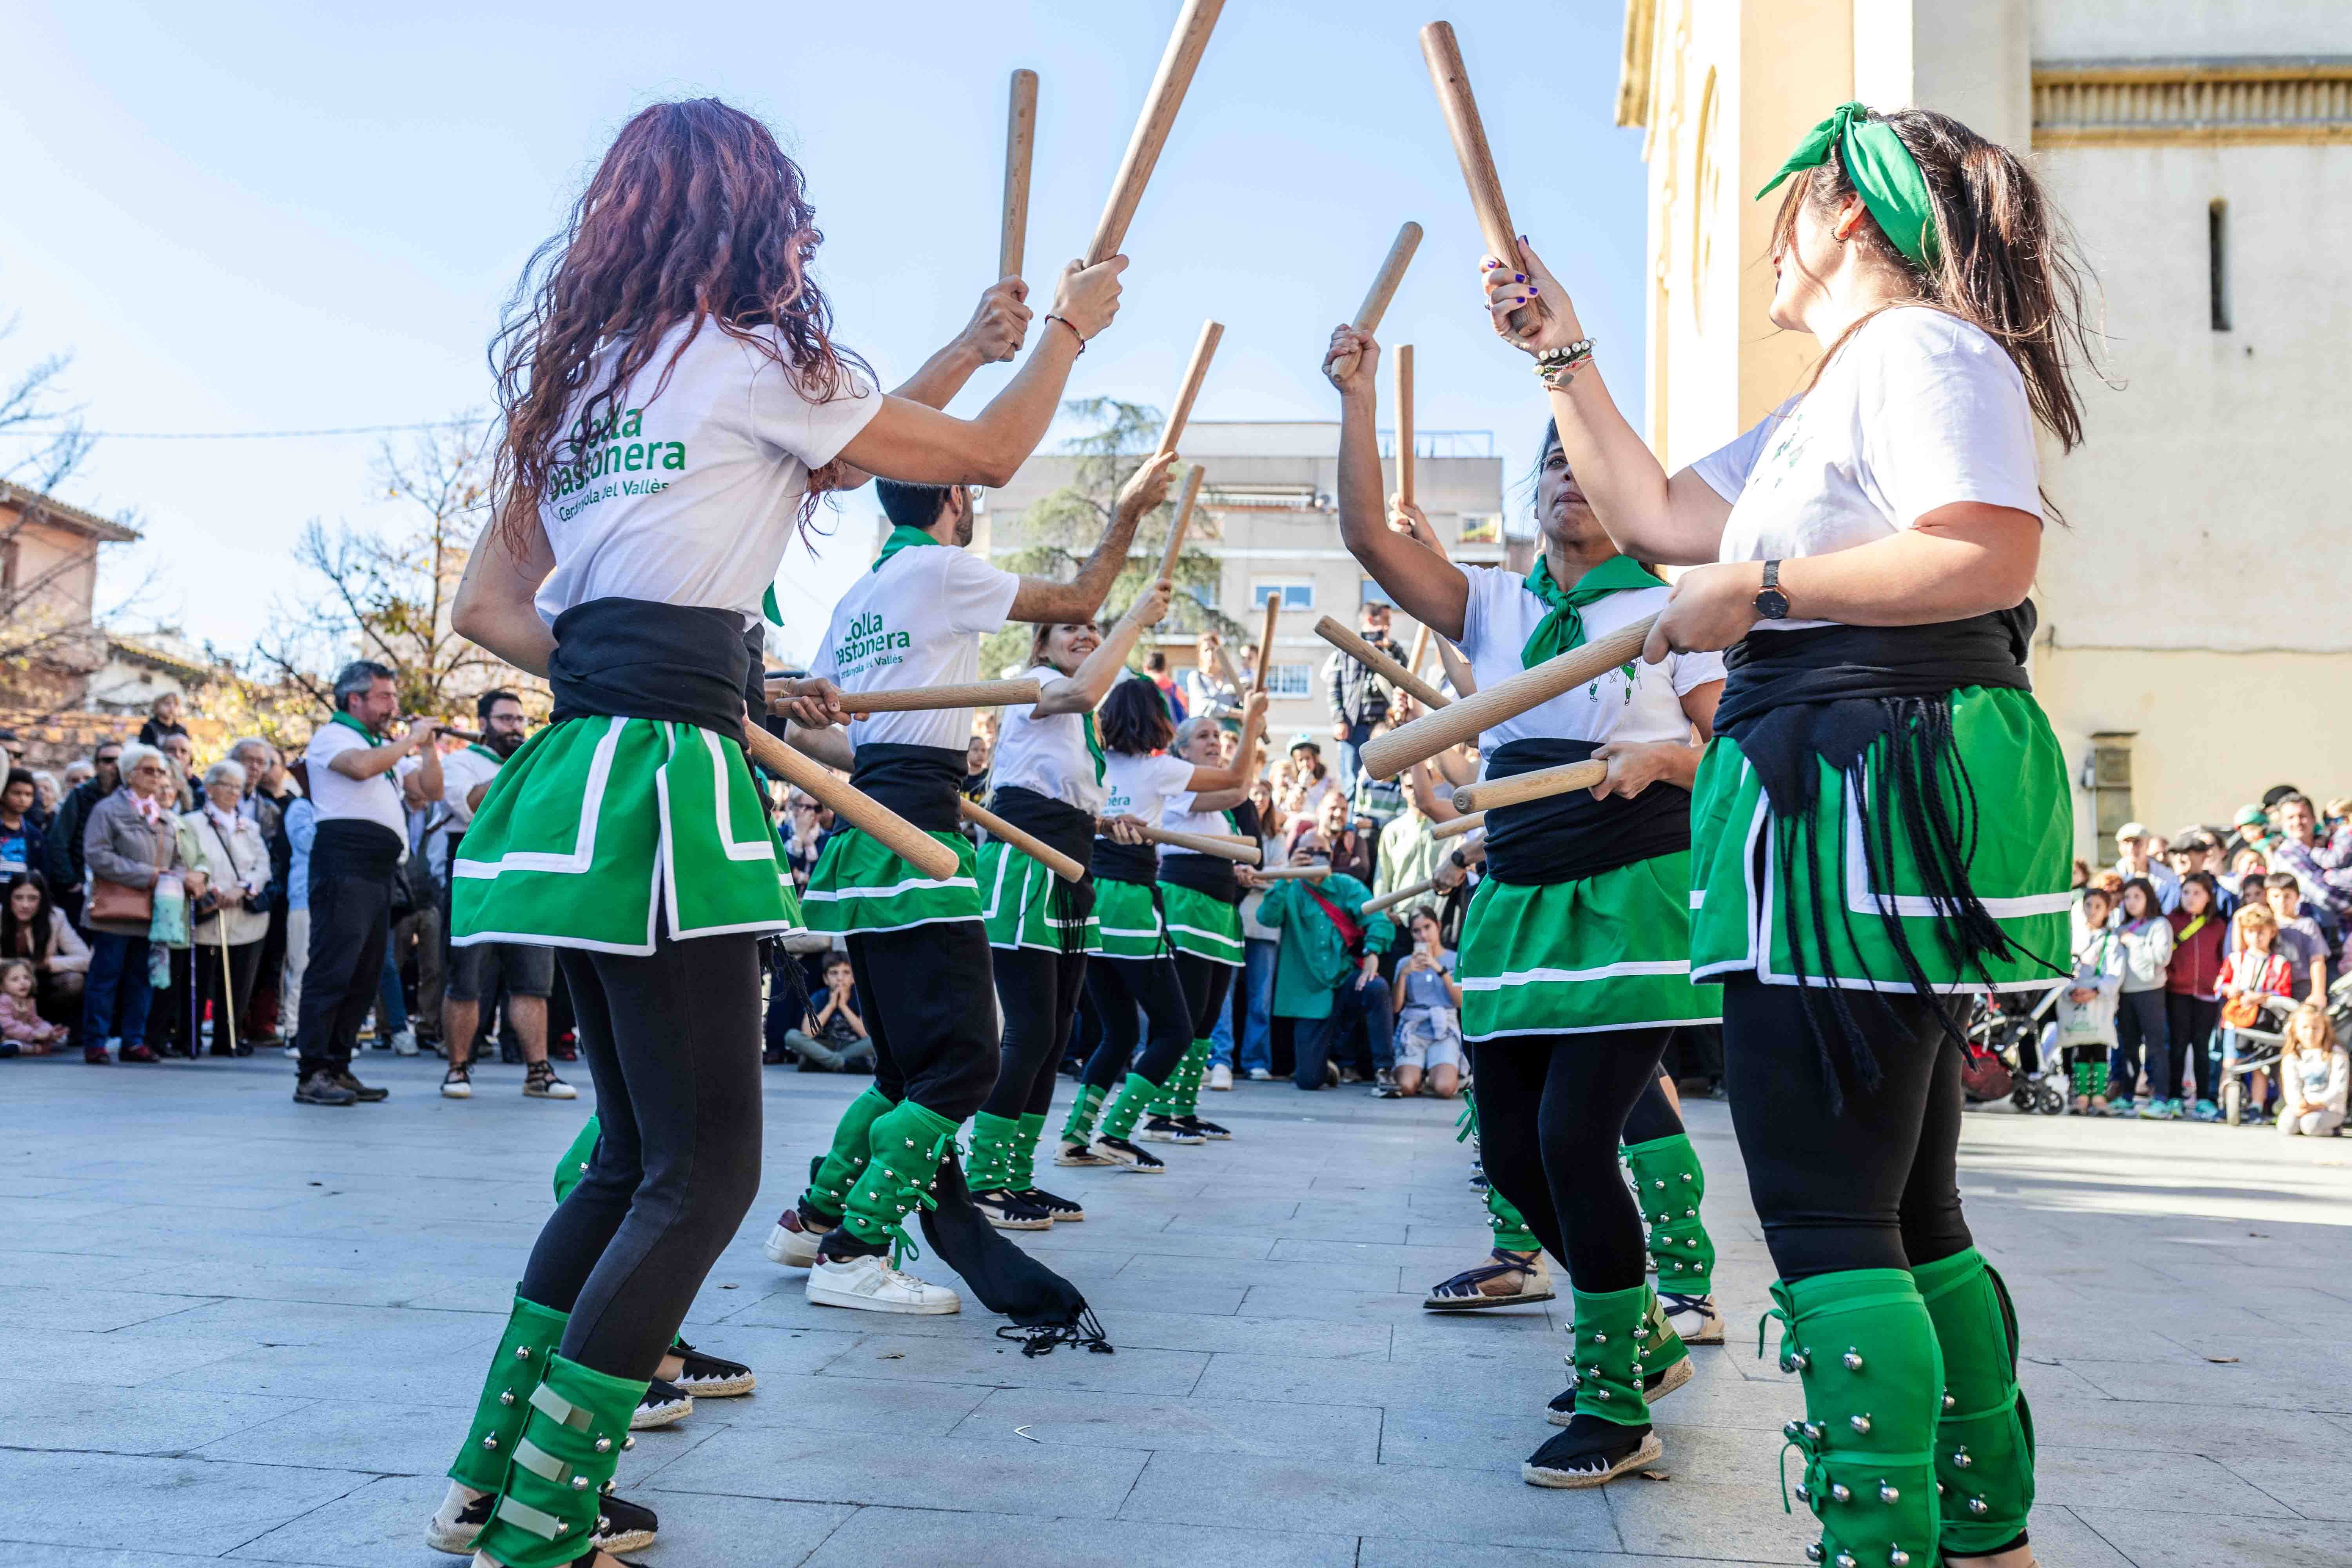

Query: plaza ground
[{"left": 5, "top": 1049, "right": 2352, "bottom": 1567}]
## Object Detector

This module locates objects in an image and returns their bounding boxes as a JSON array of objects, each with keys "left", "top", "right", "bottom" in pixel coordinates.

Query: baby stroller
[
  {"left": 1965, "top": 984, "right": 2067, "bottom": 1115},
  {"left": 2218, "top": 991, "right": 2301, "bottom": 1127}
]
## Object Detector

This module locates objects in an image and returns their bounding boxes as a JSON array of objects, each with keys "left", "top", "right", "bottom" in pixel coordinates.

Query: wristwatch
[{"left": 1754, "top": 559, "right": 1790, "bottom": 621}]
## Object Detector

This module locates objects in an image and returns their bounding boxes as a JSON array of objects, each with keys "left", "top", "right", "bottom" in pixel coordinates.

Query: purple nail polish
[{"left": 1515, "top": 273, "right": 1526, "bottom": 282}]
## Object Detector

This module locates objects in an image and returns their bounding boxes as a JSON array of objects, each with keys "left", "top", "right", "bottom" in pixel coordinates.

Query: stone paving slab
[{"left": 6, "top": 1048, "right": 2352, "bottom": 1565}]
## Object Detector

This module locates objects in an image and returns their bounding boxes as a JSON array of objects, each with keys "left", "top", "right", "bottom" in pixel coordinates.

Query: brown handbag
[{"left": 86, "top": 815, "right": 169, "bottom": 924}]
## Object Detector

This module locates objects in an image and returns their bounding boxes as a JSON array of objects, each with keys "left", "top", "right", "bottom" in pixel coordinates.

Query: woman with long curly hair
[
  {"left": 1476, "top": 104, "right": 2091, "bottom": 1565},
  {"left": 436, "top": 98, "right": 1127, "bottom": 1568}
]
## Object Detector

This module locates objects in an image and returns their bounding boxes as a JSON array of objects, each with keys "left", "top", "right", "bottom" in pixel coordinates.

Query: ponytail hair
[{"left": 1775, "top": 107, "right": 2098, "bottom": 454}]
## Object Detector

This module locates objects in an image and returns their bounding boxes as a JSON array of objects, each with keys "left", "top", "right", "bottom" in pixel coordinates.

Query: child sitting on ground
[
  {"left": 1388, "top": 908, "right": 1463, "bottom": 1099},
  {"left": 789, "top": 953, "right": 875, "bottom": 1073},
  {"left": 0, "top": 958, "right": 67, "bottom": 1055},
  {"left": 2276, "top": 1005, "right": 2347, "bottom": 1139}
]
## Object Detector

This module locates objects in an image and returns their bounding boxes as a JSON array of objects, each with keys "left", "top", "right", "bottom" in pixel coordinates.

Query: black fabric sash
[
  {"left": 849, "top": 745, "right": 965, "bottom": 836},
  {"left": 1713, "top": 606, "right": 2034, "bottom": 734},
  {"left": 1482, "top": 738, "right": 1690, "bottom": 887},
  {"left": 1159, "top": 853, "right": 1238, "bottom": 904},
  {"left": 984, "top": 786, "right": 1096, "bottom": 875},
  {"left": 1091, "top": 838, "right": 1158, "bottom": 886},
  {"left": 548, "top": 597, "right": 753, "bottom": 744}
]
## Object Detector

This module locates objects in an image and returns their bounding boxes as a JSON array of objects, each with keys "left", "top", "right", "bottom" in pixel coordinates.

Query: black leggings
[
  {"left": 1080, "top": 953, "right": 1193, "bottom": 1093},
  {"left": 851, "top": 922, "right": 1002, "bottom": 1121},
  {"left": 1621, "top": 1073, "right": 1684, "bottom": 1144},
  {"left": 1470, "top": 1028, "right": 1673, "bottom": 1291},
  {"left": 2111, "top": 987, "right": 2172, "bottom": 1101},
  {"left": 982, "top": 946, "right": 1089, "bottom": 1121},
  {"left": 2166, "top": 992, "right": 2222, "bottom": 1102},
  {"left": 1172, "top": 951, "right": 1234, "bottom": 1041},
  {"left": 519, "top": 931, "right": 762, "bottom": 1379},
  {"left": 1721, "top": 976, "right": 1971, "bottom": 1281}
]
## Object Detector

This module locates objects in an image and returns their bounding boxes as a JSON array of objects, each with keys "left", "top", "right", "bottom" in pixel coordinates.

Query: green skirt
[
  {"left": 803, "top": 826, "right": 981, "bottom": 935},
  {"left": 1161, "top": 883, "right": 1243, "bottom": 967},
  {"left": 1688, "top": 684, "right": 2072, "bottom": 992},
  {"left": 1087, "top": 877, "right": 1165, "bottom": 959},
  {"left": 978, "top": 839, "right": 1098, "bottom": 952},
  {"left": 1457, "top": 850, "right": 1719, "bottom": 1041},
  {"left": 452, "top": 716, "right": 799, "bottom": 955}
]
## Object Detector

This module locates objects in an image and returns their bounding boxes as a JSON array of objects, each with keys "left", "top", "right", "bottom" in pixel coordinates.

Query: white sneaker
[
  {"left": 763, "top": 1209, "right": 822, "bottom": 1267},
  {"left": 806, "top": 1252, "right": 960, "bottom": 1314},
  {"left": 1209, "top": 1063, "right": 1233, "bottom": 1091},
  {"left": 1247, "top": 1067, "right": 1272, "bottom": 1082},
  {"left": 281, "top": 1042, "right": 299, "bottom": 1060},
  {"left": 391, "top": 1029, "right": 419, "bottom": 1057}
]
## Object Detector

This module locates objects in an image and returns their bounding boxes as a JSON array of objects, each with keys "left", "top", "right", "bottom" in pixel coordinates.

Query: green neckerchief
[
  {"left": 761, "top": 583, "right": 784, "bottom": 626},
  {"left": 466, "top": 743, "right": 503, "bottom": 764},
  {"left": 871, "top": 524, "right": 946, "bottom": 573},
  {"left": 1757, "top": 102, "right": 1940, "bottom": 270},
  {"left": 1519, "top": 554, "right": 1667, "bottom": 669},
  {"left": 1080, "top": 711, "right": 1106, "bottom": 787},
  {"left": 328, "top": 710, "right": 382, "bottom": 744}
]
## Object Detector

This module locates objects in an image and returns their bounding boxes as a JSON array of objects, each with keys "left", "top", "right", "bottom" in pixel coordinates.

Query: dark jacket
[
  {"left": 44, "top": 777, "right": 110, "bottom": 895},
  {"left": 1324, "top": 634, "right": 1401, "bottom": 728}
]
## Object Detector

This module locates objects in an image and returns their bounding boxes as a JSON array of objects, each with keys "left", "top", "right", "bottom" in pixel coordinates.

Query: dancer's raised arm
[{"left": 1323, "top": 324, "right": 1467, "bottom": 639}]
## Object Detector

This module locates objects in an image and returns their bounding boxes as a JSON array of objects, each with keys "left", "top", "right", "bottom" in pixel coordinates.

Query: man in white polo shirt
[{"left": 294, "top": 660, "right": 439, "bottom": 1107}]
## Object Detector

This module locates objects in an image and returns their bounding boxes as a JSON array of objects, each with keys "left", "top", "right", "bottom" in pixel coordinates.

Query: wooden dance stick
[
  {"left": 776, "top": 678, "right": 1043, "bottom": 715},
  {"left": 1352, "top": 220, "right": 1424, "bottom": 331},
  {"left": 1250, "top": 864, "right": 1332, "bottom": 882},
  {"left": 1362, "top": 875, "right": 1441, "bottom": 916},
  {"left": 1314, "top": 615, "right": 1449, "bottom": 710},
  {"left": 1394, "top": 343, "right": 1416, "bottom": 506},
  {"left": 1156, "top": 319, "right": 1224, "bottom": 456},
  {"left": 1430, "top": 809, "right": 1485, "bottom": 840},
  {"left": 1451, "top": 759, "right": 1607, "bottom": 814},
  {"left": 1420, "top": 21, "right": 1531, "bottom": 336},
  {"left": 1406, "top": 622, "right": 1432, "bottom": 686},
  {"left": 959, "top": 797, "right": 1083, "bottom": 883},
  {"left": 1158, "top": 465, "right": 1206, "bottom": 580},
  {"left": 1360, "top": 613, "right": 1656, "bottom": 779},
  {"left": 1112, "top": 820, "right": 1262, "bottom": 864},
  {"left": 1086, "top": 0, "right": 1228, "bottom": 264},
  {"left": 1251, "top": 591, "right": 1282, "bottom": 694},
  {"left": 739, "top": 724, "right": 960, "bottom": 882},
  {"left": 1000, "top": 69, "right": 1039, "bottom": 281}
]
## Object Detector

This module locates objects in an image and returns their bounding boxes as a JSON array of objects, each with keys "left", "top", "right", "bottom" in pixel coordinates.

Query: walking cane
[{"left": 218, "top": 927, "right": 237, "bottom": 1058}]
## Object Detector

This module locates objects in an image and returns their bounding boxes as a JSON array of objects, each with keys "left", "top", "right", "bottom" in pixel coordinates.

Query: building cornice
[
  {"left": 1617, "top": 0, "right": 1658, "bottom": 131},
  {"left": 2033, "top": 57, "right": 2352, "bottom": 146},
  {"left": 0, "top": 480, "right": 140, "bottom": 543}
]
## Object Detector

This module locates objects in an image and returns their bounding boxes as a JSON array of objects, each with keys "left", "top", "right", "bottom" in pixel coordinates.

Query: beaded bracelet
[
  {"left": 1535, "top": 338, "right": 1596, "bottom": 392},
  {"left": 1045, "top": 314, "right": 1087, "bottom": 354}
]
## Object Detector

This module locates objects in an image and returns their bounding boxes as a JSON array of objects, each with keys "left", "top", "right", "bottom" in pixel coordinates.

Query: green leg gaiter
[
  {"left": 840, "top": 1098, "right": 961, "bottom": 1257},
  {"left": 1642, "top": 1284, "right": 1691, "bottom": 1378},
  {"left": 1010, "top": 1111, "right": 1047, "bottom": 1192},
  {"left": 964, "top": 1111, "right": 1022, "bottom": 1194},
  {"left": 801, "top": 1085, "right": 897, "bottom": 1225},
  {"left": 1624, "top": 1132, "right": 1716, "bottom": 1294},
  {"left": 1060, "top": 1082, "right": 1107, "bottom": 1145},
  {"left": 550, "top": 1117, "right": 600, "bottom": 1206},
  {"left": 1764, "top": 1270, "right": 1943, "bottom": 1568},
  {"left": 1915, "top": 1247, "right": 2035, "bottom": 1557},
  {"left": 448, "top": 1295, "right": 570, "bottom": 1494},
  {"left": 470, "top": 1353, "right": 648, "bottom": 1568},
  {"left": 1566, "top": 1284, "right": 1655, "bottom": 1427},
  {"left": 1099, "top": 1071, "right": 1167, "bottom": 1142},
  {"left": 1174, "top": 1038, "right": 1211, "bottom": 1116},
  {"left": 1487, "top": 1185, "right": 1541, "bottom": 1255}
]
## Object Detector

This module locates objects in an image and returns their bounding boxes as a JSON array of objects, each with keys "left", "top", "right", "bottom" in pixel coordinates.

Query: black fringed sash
[{"left": 1716, "top": 605, "right": 2060, "bottom": 1100}]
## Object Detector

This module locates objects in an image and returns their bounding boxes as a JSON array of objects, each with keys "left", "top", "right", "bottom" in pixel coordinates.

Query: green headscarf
[
  {"left": 871, "top": 524, "right": 945, "bottom": 572},
  {"left": 1756, "top": 102, "right": 1940, "bottom": 271},
  {"left": 1519, "top": 554, "right": 1667, "bottom": 668}
]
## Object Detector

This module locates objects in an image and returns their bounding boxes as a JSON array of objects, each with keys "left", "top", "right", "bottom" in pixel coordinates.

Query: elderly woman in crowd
[
  {"left": 80, "top": 743, "right": 204, "bottom": 1064},
  {"left": 182, "top": 758, "right": 274, "bottom": 1057},
  {"left": 2, "top": 870, "right": 89, "bottom": 1031}
]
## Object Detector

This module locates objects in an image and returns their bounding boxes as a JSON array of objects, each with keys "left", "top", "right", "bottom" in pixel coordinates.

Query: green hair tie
[{"left": 1757, "top": 102, "right": 1940, "bottom": 270}]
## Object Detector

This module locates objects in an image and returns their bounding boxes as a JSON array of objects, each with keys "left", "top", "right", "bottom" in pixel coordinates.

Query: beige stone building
[
  {"left": 978, "top": 420, "right": 1506, "bottom": 741},
  {"left": 0, "top": 479, "right": 142, "bottom": 710},
  {"left": 1617, "top": 0, "right": 2352, "bottom": 848}
]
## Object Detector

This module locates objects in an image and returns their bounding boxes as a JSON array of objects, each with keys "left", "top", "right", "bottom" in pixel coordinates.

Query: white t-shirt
[
  {"left": 1101, "top": 751, "right": 1197, "bottom": 837},
  {"left": 1455, "top": 566, "right": 1722, "bottom": 751},
  {"left": 1159, "top": 768, "right": 1233, "bottom": 858},
  {"left": 532, "top": 318, "right": 882, "bottom": 628},
  {"left": 423, "top": 744, "right": 503, "bottom": 877},
  {"left": 304, "top": 720, "right": 409, "bottom": 842},
  {"left": 814, "top": 543, "right": 1022, "bottom": 753},
  {"left": 1688, "top": 307, "right": 2043, "bottom": 632},
  {"left": 989, "top": 664, "right": 1107, "bottom": 817}
]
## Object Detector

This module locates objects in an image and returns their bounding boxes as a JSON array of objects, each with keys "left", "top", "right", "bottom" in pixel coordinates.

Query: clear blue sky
[{"left": 0, "top": 0, "right": 1649, "bottom": 663}]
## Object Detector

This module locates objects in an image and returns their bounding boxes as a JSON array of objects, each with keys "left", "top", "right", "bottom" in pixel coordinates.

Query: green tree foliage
[{"left": 980, "top": 397, "right": 1240, "bottom": 677}]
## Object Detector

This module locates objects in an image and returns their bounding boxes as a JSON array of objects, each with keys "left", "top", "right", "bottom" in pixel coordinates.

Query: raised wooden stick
[
  {"left": 1156, "top": 319, "right": 1223, "bottom": 456},
  {"left": 1394, "top": 343, "right": 1417, "bottom": 506},
  {"left": 1114, "top": 821, "right": 1262, "bottom": 864},
  {"left": 1251, "top": 590, "right": 1282, "bottom": 695},
  {"left": 1086, "top": 0, "right": 1228, "bottom": 264},
  {"left": 1314, "top": 615, "right": 1449, "bottom": 710},
  {"left": 1000, "top": 69, "right": 1039, "bottom": 281},
  {"left": 1250, "top": 864, "right": 1332, "bottom": 882},
  {"left": 1452, "top": 759, "right": 1608, "bottom": 814},
  {"left": 1431, "top": 809, "right": 1485, "bottom": 840},
  {"left": 769, "top": 677, "right": 1043, "bottom": 715},
  {"left": 740, "top": 724, "right": 959, "bottom": 882},
  {"left": 1406, "top": 622, "right": 1432, "bottom": 686},
  {"left": 1363, "top": 875, "right": 1441, "bottom": 915},
  {"left": 1420, "top": 22, "right": 1531, "bottom": 336},
  {"left": 960, "top": 797, "right": 1083, "bottom": 883},
  {"left": 1158, "top": 465, "right": 1205, "bottom": 580},
  {"left": 1352, "top": 220, "right": 1424, "bottom": 331},
  {"left": 1360, "top": 613, "right": 1655, "bottom": 779}
]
